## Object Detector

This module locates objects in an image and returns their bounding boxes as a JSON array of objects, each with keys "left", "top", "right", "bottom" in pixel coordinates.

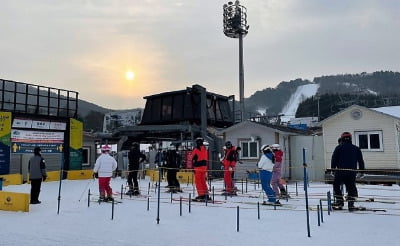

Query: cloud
[{"left": 0, "top": 0, "right": 399, "bottom": 109}]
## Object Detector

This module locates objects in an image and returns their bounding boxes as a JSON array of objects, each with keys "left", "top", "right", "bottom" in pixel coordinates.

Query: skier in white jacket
[
  {"left": 257, "top": 145, "right": 279, "bottom": 205},
  {"left": 93, "top": 145, "right": 117, "bottom": 202}
]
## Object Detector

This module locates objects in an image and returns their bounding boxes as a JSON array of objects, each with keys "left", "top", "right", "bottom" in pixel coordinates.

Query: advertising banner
[
  {"left": 11, "top": 130, "right": 64, "bottom": 154},
  {"left": 0, "top": 112, "right": 12, "bottom": 174}
]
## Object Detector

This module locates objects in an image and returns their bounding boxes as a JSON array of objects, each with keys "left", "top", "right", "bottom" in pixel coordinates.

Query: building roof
[
  {"left": 372, "top": 105, "right": 400, "bottom": 119},
  {"left": 217, "top": 120, "right": 315, "bottom": 135},
  {"left": 319, "top": 104, "right": 400, "bottom": 126}
]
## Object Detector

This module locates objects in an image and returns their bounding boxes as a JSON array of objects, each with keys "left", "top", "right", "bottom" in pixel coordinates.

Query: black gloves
[
  {"left": 93, "top": 172, "right": 98, "bottom": 179},
  {"left": 42, "top": 176, "right": 47, "bottom": 182}
]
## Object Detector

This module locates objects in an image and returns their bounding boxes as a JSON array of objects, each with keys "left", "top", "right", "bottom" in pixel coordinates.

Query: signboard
[
  {"left": 0, "top": 112, "right": 12, "bottom": 174},
  {"left": 11, "top": 130, "right": 64, "bottom": 153},
  {"left": 69, "top": 118, "right": 83, "bottom": 170},
  {"left": 12, "top": 118, "right": 66, "bottom": 130},
  {"left": 12, "top": 118, "right": 33, "bottom": 128},
  {"left": 103, "top": 110, "right": 142, "bottom": 133},
  {"left": 31, "top": 120, "right": 50, "bottom": 129}
]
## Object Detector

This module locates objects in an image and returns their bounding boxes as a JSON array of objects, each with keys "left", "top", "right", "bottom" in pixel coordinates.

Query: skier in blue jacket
[{"left": 258, "top": 145, "right": 280, "bottom": 205}]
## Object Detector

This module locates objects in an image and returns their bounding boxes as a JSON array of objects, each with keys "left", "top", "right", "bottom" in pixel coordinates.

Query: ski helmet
[
  {"left": 195, "top": 137, "right": 204, "bottom": 146},
  {"left": 271, "top": 144, "right": 280, "bottom": 149},
  {"left": 101, "top": 145, "right": 111, "bottom": 152},
  {"left": 340, "top": 132, "right": 352, "bottom": 142},
  {"left": 260, "top": 144, "right": 270, "bottom": 152},
  {"left": 225, "top": 141, "right": 232, "bottom": 148}
]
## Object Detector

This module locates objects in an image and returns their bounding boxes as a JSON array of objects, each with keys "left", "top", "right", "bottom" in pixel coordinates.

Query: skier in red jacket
[
  {"left": 191, "top": 137, "right": 211, "bottom": 201},
  {"left": 271, "top": 144, "right": 289, "bottom": 198},
  {"left": 221, "top": 141, "right": 238, "bottom": 195}
]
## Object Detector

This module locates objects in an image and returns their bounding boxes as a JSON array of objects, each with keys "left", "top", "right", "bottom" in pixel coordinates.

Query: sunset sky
[{"left": 1, "top": 0, "right": 399, "bottom": 109}]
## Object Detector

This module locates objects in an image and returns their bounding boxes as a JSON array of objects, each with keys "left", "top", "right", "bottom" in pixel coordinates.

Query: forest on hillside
[{"left": 245, "top": 71, "right": 400, "bottom": 120}]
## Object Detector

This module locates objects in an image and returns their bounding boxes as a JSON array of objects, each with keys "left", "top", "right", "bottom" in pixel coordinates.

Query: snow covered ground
[
  {"left": 280, "top": 83, "right": 319, "bottom": 122},
  {"left": 1, "top": 176, "right": 399, "bottom": 246}
]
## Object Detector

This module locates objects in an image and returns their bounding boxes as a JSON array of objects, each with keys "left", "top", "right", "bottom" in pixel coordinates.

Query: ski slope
[{"left": 280, "top": 83, "right": 320, "bottom": 122}]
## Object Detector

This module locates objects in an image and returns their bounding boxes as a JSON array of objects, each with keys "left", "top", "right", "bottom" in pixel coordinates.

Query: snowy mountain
[{"left": 280, "top": 84, "right": 319, "bottom": 122}]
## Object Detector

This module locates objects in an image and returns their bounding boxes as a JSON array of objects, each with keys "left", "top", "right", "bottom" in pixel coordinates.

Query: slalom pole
[
  {"left": 319, "top": 199, "right": 324, "bottom": 223},
  {"left": 156, "top": 166, "right": 161, "bottom": 224},
  {"left": 212, "top": 186, "right": 215, "bottom": 204},
  {"left": 88, "top": 189, "right": 91, "bottom": 207},
  {"left": 180, "top": 196, "right": 182, "bottom": 216},
  {"left": 189, "top": 193, "right": 192, "bottom": 213},
  {"left": 327, "top": 191, "right": 331, "bottom": 215},
  {"left": 57, "top": 155, "right": 65, "bottom": 214},
  {"left": 111, "top": 199, "right": 115, "bottom": 220},
  {"left": 303, "top": 148, "right": 311, "bottom": 237},
  {"left": 236, "top": 206, "right": 240, "bottom": 232}
]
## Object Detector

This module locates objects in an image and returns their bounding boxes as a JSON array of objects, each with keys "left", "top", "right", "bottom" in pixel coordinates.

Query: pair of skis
[
  {"left": 92, "top": 198, "right": 123, "bottom": 204},
  {"left": 331, "top": 206, "right": 386, "bottom": 212}
]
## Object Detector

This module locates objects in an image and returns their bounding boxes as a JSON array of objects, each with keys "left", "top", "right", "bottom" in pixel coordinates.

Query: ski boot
[
  {"left": 279, "top": 188, "right": 290, "bottom": 199},
  {"left": 125, "top": 189, "right": 135, "bottom": 196},
  {"left": 167, "top": 188, "right": 178, "bottom": 193},
  {"left": 221, "top": 191, "right": 237, "bottom": 196},
  {"left": 192, "top": 195, "right": 205, "bottom": 202},
  {"left": 348, "top": 200, "right": 357, "bottom": 211},
  {"left": 332, "top": 201, "right": 344, "bottom": 210},
  {"left": 132, "top": 189, "right": 141, "bottom": 196}
]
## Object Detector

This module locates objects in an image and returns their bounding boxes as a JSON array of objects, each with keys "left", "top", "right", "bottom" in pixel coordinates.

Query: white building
[{"left": 320, "top": 105, "right": 400, "bottom": 181}]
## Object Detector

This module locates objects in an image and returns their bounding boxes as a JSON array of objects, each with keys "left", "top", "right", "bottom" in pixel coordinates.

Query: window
[
  {"left": 354, "top": 131, "right": 383, "bottom": 151},
  {"left": 82, "top": 147, "right": 91, "bottom": 166},
  {"left": 240, "top": 141, "right": 260, "bottom": 159}
]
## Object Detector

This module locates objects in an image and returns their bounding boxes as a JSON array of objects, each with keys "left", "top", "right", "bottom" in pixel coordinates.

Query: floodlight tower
[{"left": 223, "top": 0, "right": 249, "bottom": 122}]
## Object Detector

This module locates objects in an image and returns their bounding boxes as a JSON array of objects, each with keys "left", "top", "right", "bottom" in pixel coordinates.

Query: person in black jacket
[
  {"left": 331, "top": 132, "right": 365, "bottom": 211},
  {"left": 28, "top": 147, "right": 47, "bottom": 204},
  {"left": 165, "top": 145, "right": 182, "bottom": 193},
  {"left": 126, "top": 143, "right": 146, "bottom": 196}
]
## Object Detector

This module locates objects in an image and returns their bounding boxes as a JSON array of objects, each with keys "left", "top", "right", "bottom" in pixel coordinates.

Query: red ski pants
[
  {"left": 194, "top": 166, "right": 208, "bottom": 196},
  {"left": 223, "top": 167, "right": 234, "bottom": 193},
  {"left": 222, "top": 160, "right": 235, "bottom": 193},
  {"left": 98, "top": 177, "right": 112, "bottom": 197}
]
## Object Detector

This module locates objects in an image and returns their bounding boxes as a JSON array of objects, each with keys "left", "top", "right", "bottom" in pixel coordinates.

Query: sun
[{"left": 125, "top": 71, "right": 135, "bottom": 80}]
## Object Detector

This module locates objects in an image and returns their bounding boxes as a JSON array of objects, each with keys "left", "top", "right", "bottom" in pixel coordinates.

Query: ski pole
[{"left": 78, "top": 178, "right": 95, "bottom": 202}]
